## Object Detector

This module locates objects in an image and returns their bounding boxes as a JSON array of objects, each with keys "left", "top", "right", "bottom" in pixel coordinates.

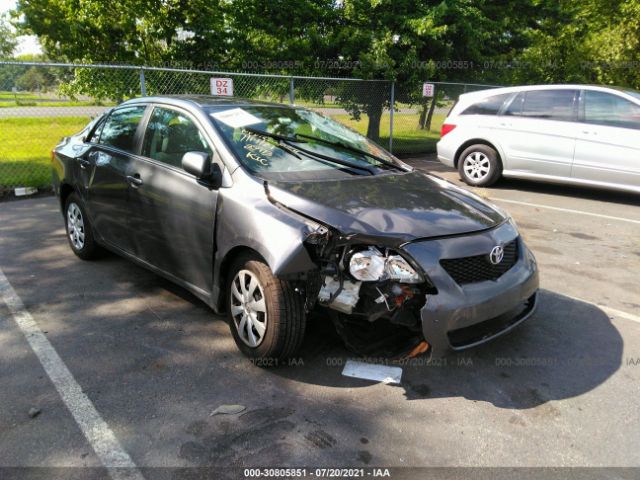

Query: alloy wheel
[
  {"left": 463, "top": 151, "right": 491, "bottom": 181},
  {"left": 230, "top": 269, "right": 268, "bottom": 347},
  {"left": 67, "top": 202, "right": 85, "bottom": 250}
]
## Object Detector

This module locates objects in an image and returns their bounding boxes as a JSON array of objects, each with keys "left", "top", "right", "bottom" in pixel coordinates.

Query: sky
[{"left": 1, "top": 0, "right": 43, "bottom": 56}]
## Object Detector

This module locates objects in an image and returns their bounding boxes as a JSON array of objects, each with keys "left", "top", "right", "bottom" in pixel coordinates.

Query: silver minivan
[{"left": 437, "top": 84, "right": 640, "bottom": 193}]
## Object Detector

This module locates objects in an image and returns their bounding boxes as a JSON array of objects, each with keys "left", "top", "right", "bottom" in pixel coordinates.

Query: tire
[
  {"left": 64, "top": 193, "right": 101, "bottom": 260},
  {"left": 458, "top": 144, "right": 502, "bottom": 187},
  {"left": 227, "top": 254, "right": 306, "bottom": 362}
]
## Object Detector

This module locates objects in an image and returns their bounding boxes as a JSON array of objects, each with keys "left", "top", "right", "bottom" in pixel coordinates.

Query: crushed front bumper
[{"left": 402, "top": 221, "right": 539, "bottom": 357}]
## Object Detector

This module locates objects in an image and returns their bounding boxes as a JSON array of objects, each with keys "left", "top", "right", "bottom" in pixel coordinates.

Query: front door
[
  {"left": 127, "top": 105, "right": 219, "bottom": 293},
  {"left": 573, "top": 90, "right": 640, "bottom": 188}
]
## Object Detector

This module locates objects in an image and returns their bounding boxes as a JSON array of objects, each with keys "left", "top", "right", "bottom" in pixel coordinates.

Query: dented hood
[{"left": 267, "top": 171, "right": 506, "bottom": 243}]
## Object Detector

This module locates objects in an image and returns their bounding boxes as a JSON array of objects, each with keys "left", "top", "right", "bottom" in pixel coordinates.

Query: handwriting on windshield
[{"left": 241, "top": 130, "right": 274, "bottom": 166}]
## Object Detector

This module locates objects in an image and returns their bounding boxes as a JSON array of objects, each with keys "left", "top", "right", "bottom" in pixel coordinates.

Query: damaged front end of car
[{"left": 290, "top": 210, "right": 435, "bottom": 358}]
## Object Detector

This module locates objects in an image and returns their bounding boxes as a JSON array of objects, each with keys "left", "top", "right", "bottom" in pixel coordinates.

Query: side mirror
[
  {"left": 181, "top": 151, "right": 223, "bottom": 188},
  {"left": 182, "top": 151, "right": 211, "bottom": 179}
]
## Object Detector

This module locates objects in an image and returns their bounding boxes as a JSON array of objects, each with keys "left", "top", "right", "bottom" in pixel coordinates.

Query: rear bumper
[
  {"left": 436, "top": 139, "right": 456, "bottom": 168},
  {"left": 403, "top": 222, "right": 539, "bottom": 357}
]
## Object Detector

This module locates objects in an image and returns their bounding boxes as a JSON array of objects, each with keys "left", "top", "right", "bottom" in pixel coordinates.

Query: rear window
[
  {"left": 521, "top": 90, "right": 577, "bottom": 121},
  {"left": 460, "top": 93, "right": 511, "bottom": 116}
]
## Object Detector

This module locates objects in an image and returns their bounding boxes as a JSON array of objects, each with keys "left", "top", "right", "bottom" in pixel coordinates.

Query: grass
[
  {"left": 0, "top": 91, "right": 114, "bottom": 108},
  {"left": 330, "top": 112, "right": 444, "bottom": 156},
  {"left": 0, "top": 100, "right": 114, "bottom": 108},
  {"left": 0, "top": 116, "right": 90, "bottom": 188},
  {"left": 0, "top": 111, "right": 443, "bottom": 189},
  {"left": 0, "top": 91, "right": 42, "bottom": 101}
]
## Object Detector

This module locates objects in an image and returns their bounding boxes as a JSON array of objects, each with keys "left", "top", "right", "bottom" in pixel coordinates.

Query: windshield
[{"left": 207, "top": 105, "right": 400, "bottom": 179}]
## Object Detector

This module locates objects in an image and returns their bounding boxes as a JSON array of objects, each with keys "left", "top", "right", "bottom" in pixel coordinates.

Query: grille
[{"left": 440, "top": 239, "right": 518, "bottom": 285}]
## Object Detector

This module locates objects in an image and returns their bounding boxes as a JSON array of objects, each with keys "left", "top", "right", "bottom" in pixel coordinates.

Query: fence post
[
  {"left": 289, "top": 77, "right": 295, "bottom": 105},
  {"left": 139, "top": 68, "right": 147, "bottom": 96},
  {"left": 389, "top": 81, "right": 395, "bottom": 153}
]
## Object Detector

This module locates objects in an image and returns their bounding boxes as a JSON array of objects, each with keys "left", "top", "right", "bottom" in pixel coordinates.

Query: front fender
[{"left": 211, "top": 185, "right": 319, "bottom": 312}]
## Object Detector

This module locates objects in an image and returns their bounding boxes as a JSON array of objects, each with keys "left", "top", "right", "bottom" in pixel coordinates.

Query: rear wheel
[
  {"left": 64, "top": 193, "right": 101, "bottom": 260},
  {"left": 227, "top": 255, "right": 306, "bottom": 362},
  {"left": 458, "top": 144, "right": 502, "bottom": 187}
]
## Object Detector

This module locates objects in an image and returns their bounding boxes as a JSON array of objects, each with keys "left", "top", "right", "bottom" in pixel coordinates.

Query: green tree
[
  {"left": 331, "top": 0, "right": 540, "bottom": 141},
  {"left": 0, "top": 14, "right": 17, "bottom": 58},
  {"left": 586, "top": 0, "right": 640, "bottom": 88}
]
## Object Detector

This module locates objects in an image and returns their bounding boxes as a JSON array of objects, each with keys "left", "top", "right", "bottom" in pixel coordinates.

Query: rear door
[
  {"left": 83, "top": 105, "right": 148, "bottom": 252},
  {"left": 573, "top": 90, "right": 640, "bottom": 188},
  {"left": 495, "top": 89, "right": 579, "bottom": 176},
  {"left": 126, "top": 105, "right": 219, "bottom": 292}
]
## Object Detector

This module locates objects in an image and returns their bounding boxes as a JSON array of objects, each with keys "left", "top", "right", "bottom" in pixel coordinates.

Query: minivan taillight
[{"left": 440, "top": 123, "right": 456, "bottom": 138}]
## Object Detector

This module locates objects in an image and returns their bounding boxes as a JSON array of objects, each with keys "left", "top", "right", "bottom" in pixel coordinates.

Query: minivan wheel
[
  {"left": 458, "top": 144, "right": 502, "bottom": 187},
  {"left": 227, "top": 255, "right": 306, "bottom": 362},
  {"left": 64, "top": 193, "right": 100, "bottom": 260}
]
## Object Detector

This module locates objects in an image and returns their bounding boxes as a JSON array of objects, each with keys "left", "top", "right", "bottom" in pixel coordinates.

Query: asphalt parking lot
[{"left": 1, "top": 157, "right": 639, "bottom": 479}]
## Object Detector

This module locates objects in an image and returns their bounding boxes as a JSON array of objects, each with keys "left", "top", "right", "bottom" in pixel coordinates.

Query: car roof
[
  {"left": 460, "top": 84, "right": 640, "bottom": 102},
  {"left": 121, "top": 94, "right": 290, "bottom": 110}
]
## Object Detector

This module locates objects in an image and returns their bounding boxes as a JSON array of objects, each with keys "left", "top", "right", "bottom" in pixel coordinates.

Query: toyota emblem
[{"left": 489, "top": 245, "right": 504, "bottom": 265}]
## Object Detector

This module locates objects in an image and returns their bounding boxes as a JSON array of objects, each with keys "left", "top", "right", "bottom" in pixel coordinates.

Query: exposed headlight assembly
[{"left": 348, "top": 247, "right": 423, "bottom": 284}]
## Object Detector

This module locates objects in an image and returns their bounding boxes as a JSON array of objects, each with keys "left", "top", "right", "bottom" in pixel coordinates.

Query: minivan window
[
  {"left": 99, "top": 106, "right": 147, "bottom": 153},
  {"left": 461, "top": 93, "right": 511, "bottom": 115},
  {"left": 503, "top": 92, "right": 524, "bottom": 116},
  {"left": 584, "top": 90, "right": 640, "bottom": 130},
  {"left": 142, "top": 107, "right": 213, "bottom": 168},
  {"left": 521, "top": 90, "right": 577, "bottom": 121}
]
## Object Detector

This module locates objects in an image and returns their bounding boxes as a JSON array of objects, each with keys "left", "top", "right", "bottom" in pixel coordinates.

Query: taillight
[
  {"left": 440, "top": 123, "right": 456, "bottom": 138},
  {"left": 51, "top": 150, "right": 55, "bottom": 162}
]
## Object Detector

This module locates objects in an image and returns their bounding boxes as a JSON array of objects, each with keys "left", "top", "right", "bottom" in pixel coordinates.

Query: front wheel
[
  {"left": 227, "top": 255, "right": 306, "bottom": 362},
  {"left": 458, "top": 144, "right": 502, "bottom": 187}
]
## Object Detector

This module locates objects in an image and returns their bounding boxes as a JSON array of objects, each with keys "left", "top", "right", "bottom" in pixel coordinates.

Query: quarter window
[
  {"left": 520, "top": 90, "right": 577, "bottom": 121},
  {"left": 142, "top": 107, "right": 213, "bottom": 168},
  {"left": 584, "top": 91, "right": 640, "bottom": 130},
  {"left": 98, "top": 106, "right": 147, "bottom": 153},
  {"left": 461, "top": 93, "right": 511, "bottom": 115}
]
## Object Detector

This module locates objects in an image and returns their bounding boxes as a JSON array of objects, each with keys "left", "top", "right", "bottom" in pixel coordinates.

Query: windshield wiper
[
  {"left": 293, "top": 133, "right": 404, "bottom": 171},
  {"left": 243, "top": 128, "right": 375, "bottom": 175}
]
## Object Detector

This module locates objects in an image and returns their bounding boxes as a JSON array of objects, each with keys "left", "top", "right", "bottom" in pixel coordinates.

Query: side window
[
  {"left": 460, "top": 93, "right": 511, "bottom": 115},
  {"left": 584, "top": 91, "right": 640, "bottom": 130},
  {"left": 521, "top": 89, "right": 577, "bottom": 121},
  {"left": 86, "top": 116, "right": 106, "bottom": 143},
  {"left": 142, "top": 107, "right": 213, "bottom": 168},
  {"left": 503, "top": 92, "right": 524, "bottom": 116},
  {"left": 99, "top": 106, "right": 147, "bottom": 153}
]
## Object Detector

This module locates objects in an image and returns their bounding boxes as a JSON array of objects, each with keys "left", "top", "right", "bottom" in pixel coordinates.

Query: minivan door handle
[{"left": 126, "top": 174, "right": 143, "bottom": 188}]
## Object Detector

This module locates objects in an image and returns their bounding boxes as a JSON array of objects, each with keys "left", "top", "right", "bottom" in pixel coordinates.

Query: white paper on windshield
[{"left": 211, "top": 108, "right": 262, "bottom": 129}]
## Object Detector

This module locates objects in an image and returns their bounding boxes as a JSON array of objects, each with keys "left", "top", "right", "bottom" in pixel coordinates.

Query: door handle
[{"left": 126, "top": 174, "right": 143, "bottom": 187}]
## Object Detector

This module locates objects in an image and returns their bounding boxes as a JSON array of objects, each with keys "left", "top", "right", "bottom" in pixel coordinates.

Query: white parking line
[
  {"left": 561, "top": 292, "right": 640, "bottom": 325},
  {"left": 491, "top": 198, "right": 640, "bottom": 225},
  {"left": 0, "top": 268, "right": 144, "bottom": 480}
]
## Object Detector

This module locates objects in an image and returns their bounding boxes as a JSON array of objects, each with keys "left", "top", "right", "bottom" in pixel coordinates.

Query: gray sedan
[{"left": 52, "top": 96, "right": 538, "bottom": 360}]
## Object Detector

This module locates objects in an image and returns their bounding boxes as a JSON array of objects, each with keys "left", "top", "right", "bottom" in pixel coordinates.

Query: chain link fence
[{"left": 0, "top": 61, "right": 499, "bottom": 192}]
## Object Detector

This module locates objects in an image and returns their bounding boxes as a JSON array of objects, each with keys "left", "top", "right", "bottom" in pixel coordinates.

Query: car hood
[{"left": 267, "top": 171, "right": 505, "bottom": 243}]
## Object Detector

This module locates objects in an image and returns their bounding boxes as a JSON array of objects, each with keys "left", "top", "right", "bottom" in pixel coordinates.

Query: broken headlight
[{"left": 348, "top": 247, "right": 423, "bottom": 284}]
